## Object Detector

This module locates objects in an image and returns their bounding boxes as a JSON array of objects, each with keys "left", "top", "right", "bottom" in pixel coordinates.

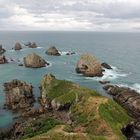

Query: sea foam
[{"left": 85, "top": 66, "right": 128, "bottom": 81}]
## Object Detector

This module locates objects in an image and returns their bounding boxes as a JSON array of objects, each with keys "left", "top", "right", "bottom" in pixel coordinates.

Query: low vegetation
[{"left": 24, "top": 75, "right": 131, "bottom": 140}]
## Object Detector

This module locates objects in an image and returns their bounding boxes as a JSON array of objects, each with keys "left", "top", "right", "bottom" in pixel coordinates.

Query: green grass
[
  {"left": 21, "top": 118, "right": 60, "bottom": 139},
  {"left": 99, "top": 100, "right": 131, "bottom": 140}
]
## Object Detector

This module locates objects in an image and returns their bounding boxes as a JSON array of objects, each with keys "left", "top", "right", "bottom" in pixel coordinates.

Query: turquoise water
[{"left": 0, "top": 31, "right": 140, "bottom": 128}]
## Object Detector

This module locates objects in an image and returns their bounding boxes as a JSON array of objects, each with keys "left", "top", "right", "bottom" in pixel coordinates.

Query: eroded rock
[
  {"left": 46, "top": 46, "right": 61, "bottom": 56},
  {"left": 4, "top": 79, "right": 34, "bottom": 111},
  {"left": 14, "top": 42, "right": 22, "bottom": 50},
  {"left": 76, "top": 53, "right": 103, "bottom": 77},
  {"left": 24, "top": 53, "right": 49, "bottom": 68}
]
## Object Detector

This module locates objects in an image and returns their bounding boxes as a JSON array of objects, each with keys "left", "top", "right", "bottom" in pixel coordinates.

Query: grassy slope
[{"left": 25, "top": 76, "right": 131, "bottom": 140}]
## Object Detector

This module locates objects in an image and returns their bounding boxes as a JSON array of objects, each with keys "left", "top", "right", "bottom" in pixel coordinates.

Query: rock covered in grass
[
  {"left": 76, "top": 53, "right": 103, "bottom": 77},
  {"left": 24, "top": 53, "right": 49, "bottom": 68},
  {"left": 0, "top": 45, "right": 6, "bottom": 55},
  {"left": 40, "top": 74, "right": 78, "bottom": 111},
  {"left": 0, "top": 55, "right": 8, "bottom": 64},
  {"left": 4, "top": 79, "right": 34, "bottom": 111},
  {"left": 14, "top": 42, "right": 22, "bottom": 50},
  {"left": 46, "top": 46, "right": 61, "bottom": 56}
]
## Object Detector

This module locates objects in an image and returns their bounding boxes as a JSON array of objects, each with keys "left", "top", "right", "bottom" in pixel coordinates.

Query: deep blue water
[{"left": 0, "top": 31, "right": 140, "bottom": 128}]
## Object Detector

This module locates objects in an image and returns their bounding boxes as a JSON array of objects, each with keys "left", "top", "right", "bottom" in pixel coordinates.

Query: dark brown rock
[
  {"left": 0, "top": 55, "right": 8, "bottom": 64},
  {"left": 99, "top": 81, "right": 110, "bottom": 84},
  {"left": 0, "top": 45, "right": 6, "bottom": 55},
  {"left": 46, "top": 46, "right": 61, "bottom": 56},
  {"left": 29, "top": 42, "right": 37, "bottom": 48},
  {"left": 4, "top": 79, "right": 34, "bottom": 111},
  {"left": 103, "top": 85, "right": 140, "bottom": 118},
  {"left": 14, "top": 42, "right": 22, "bottom": 50},
  {"left": 101, "top": 62, "right": 112, "bottom": 69}
]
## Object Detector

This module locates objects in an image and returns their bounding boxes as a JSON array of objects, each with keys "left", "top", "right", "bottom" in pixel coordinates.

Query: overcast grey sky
[{"left": 0, "top": 0, "right": 140, "bottom": 31}]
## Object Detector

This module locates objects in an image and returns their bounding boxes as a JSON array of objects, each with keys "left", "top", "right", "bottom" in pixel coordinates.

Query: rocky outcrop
[
  {"left": 99, "top": 81, "right": 110, "bottom": 84},
  {"left": 103, "top": 85, "right": 140, "bottom": 118},
  {"left": 66, "top": 52, "right": 76, "bottom": 55},
  {"left": 0, "top": 45, "right": 6, "bottom": 55},
  {"left": 46, "top": 46, "right": 61, "bottom": 56},
  {"left": 28, "top": 42, "right": 37, "bottom": 48},
  {"left": 0, "top": 55, "right": 8, "bottom": 64},
  {"left": 101, "top": 62, "right": 112, "bottom": 69},
  {"left": 14, "top": 42, "right": 22, "bottom": 50},
  {"left": 39, "top": 74, "right": 56, "bottom": 107},
  {"left": 4, "top": 79, "right": 34, "bottom": 111},
  {"left": 24, "top": 53, "right": 49, "bottom": 68},
  {"left": 76, "top": 53, "right": 103, "bottom": 77}
]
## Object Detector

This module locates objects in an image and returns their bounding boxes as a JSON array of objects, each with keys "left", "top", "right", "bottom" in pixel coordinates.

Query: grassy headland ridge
[{"left": 23, "top": 74, "right": 131, "bottom": 140}]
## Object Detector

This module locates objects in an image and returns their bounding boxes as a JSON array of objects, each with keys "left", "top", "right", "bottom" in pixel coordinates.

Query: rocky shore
[
  {"left": 0, "top": 74, "right": 135, "bottom": 140},
  {"left": 4, "top": 79, "right": 34, "bottom": 111}
]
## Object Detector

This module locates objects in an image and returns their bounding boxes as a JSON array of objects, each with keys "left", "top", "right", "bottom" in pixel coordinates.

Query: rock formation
[
  {"left": 4, "top": 79, "right": 34, "bottom": 111},
  {"left": 0, "top": 55, "right": 8, "bottom": 64},
  {"left": 14, "top": 42, "right": 22, "bottom": 50},
  {"left": 0, "top": 45, "right": 6, "bottom": 55},
  {"left": 46, "top": 46, "right": 61, "bottom": 56},
  {"left": 76, "top": 53, "right": 103, "bottom": 77},
  {"left": 101, "top": 62, "right": 112, "bottom": 69},
  {"left": 28, "top": 42, "right": 37, "bottom": 48},
  {"left": 24, "top": 53, "right": 49, "bottom": 68},
  {"left": 103, "top": 85, "right": 140, "bottom": 118}
]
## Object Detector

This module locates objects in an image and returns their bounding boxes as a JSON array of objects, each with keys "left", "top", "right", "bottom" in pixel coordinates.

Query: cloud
[{"left": 0, "top": 0, "right": 140, "bottom": 31}]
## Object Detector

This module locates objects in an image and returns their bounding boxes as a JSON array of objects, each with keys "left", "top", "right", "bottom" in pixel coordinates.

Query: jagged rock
[
  {"left": 4, "top": 79, "right": 34, "bottom": 111},
  {"left": 24, "top": 53, "right": 49, "bottom": 68},
  {"left": 46, "top": 46, "right": 61, "bottom": 56},
  {"left": 101, "top": 62, "right": 112, "bottom": 69},
  {"left": 0, "top": 55, "right": 8, "bottom": 64},
  {"left": 121, "top": 123, "right": 134, "bottom": 138},
  {"left": 99, "top": 81, "right": 110, "bottom": 84},
  {"left": 14, "top": 42, "right": 22, "bottom": 50},
  {"left": 66, "top": 52, "right": 76, "bottom": 55},
  {"left": 40, "top": 74, "right": 56, "bottom": 107},
  {"left": 29, "top": 42, "right": 37, "bottom": 48},
  {"left": 103, "top": 85, "right": 140, "bottom": 118},
  {"left": 18, "top": 63, "right": 23, "bottom": 66},
  {"left": 0, "top": 45, "right": 6, "bottom": 55},
  {"left": 76, "top": 53, "right": 103, "bottom": 77}
]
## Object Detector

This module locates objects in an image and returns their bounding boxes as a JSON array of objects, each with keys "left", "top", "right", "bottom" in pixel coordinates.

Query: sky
[{"left": 0, "top": 0, "right": 140, "bottom": 31}]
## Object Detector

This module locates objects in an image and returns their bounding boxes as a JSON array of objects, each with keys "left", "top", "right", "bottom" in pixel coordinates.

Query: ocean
[{"left": 0, "top": 31, "right": 140, "bottom": 128}]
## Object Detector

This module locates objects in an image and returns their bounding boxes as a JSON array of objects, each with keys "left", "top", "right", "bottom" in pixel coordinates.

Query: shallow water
[{"left": 0, "top": 31, "right": 140, "bottom": 128}]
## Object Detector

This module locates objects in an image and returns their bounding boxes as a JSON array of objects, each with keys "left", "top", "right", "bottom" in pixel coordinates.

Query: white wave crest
[
  {"left": 117, "top": 83, "right": 140, "bottom": 93},
  {"left": 85, "top": 66, "right": 128, "bottom": 81}
]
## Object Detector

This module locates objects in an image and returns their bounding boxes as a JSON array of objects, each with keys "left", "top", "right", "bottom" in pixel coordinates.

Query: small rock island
[{"left": 23, "top": 53, "right": 49, "bottom": 68}]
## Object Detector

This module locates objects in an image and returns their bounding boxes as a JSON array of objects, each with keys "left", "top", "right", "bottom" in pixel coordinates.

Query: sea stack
[
  {"left": 0, "top": 55, "right": 8, "bottom": 64},
  {"left": 28, "top": 42, "right": 38, "bottom": 48},
  {"left": 0, "top": 45, "right": 6, "bottom": 55},
  {"left": 24, "top": 53, "right": 48, "bottom": 68},
  {"left": 14, "top": 42, "right": 22, "bottom": 50},
  {"left": 46, "top": 46, "right": 61, "bottom": 56},
  {"left": 76, "top": 53, "right": 103, "bottom": 77}
]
